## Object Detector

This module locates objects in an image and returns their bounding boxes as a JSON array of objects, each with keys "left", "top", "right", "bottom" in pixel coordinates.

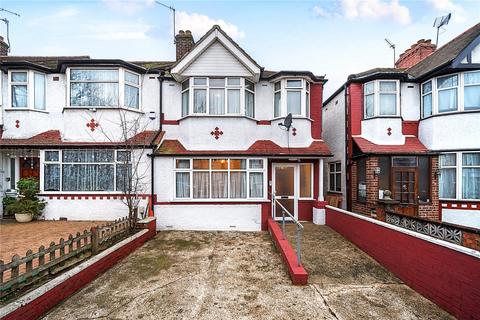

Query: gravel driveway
[{"left": 43, "top": 226, "right": 452, "bottom": 320}]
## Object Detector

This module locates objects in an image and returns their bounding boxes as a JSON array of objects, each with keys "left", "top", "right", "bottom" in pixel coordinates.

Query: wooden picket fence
[{"left": 0, "top": 217, "right": 133, "bottom": 300}]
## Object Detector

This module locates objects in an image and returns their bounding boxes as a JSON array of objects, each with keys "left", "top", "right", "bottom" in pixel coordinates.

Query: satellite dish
[
  {"left": 433, "top": 13, "right": 451, "bottom": 28},
  {"left": 278, "top": 113, "right": 293, "bottom": 131}
]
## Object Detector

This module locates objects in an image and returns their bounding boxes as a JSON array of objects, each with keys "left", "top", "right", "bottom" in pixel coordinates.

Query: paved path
[{"left": 43, "top": 227, "right": 452, "bottom": 320}]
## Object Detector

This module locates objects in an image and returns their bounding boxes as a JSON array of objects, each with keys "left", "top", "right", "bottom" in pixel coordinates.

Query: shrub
[
  {"left": 5, "top": 178, "right": 46, "bottom": 220},
  {"left": 2, "top": 196, "right": 16, "bottom": 211}
]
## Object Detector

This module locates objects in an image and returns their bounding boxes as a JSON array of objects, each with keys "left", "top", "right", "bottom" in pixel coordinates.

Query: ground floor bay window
[
  {"left": 42, "top": 149, "right": 132, "bottom": 192},
  {"left": 174, "top": 158, "right": 266, "bottom": 200},
  {"left": 439, "top": 152, "right": 480, "bottom": 200}
]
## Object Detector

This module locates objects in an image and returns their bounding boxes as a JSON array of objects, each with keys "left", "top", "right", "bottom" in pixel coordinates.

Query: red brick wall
[
  {"left": 326, "top": 207, "right": 480, "bottom": 320},
  {"left": 351, "top": 157, "right": 378, "bottom": 216},
  {"left": 348, "top": 83, "right": 363, "bottom": 137},
  {"left": 310, "top": 83, "right": 323, "bottom": 139},
  {"left": 401, "top": 121, "right": 419, "bottom": 136},
  {"left": 395, "top": 39, "right": 436, "bottom": 69}
]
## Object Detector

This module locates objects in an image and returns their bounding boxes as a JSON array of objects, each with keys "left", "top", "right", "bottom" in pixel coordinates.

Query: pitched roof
[
  {"left": 154, "top": 139, "right": 332, "bottom": 156},
  {"left": 347, "top": 68, "right": 407, "bottom": 80},
  {"left": 407, "top": 22, "right": 480, "bottom": 78},
  {"left": 0, "top": 56, "right": 90, "bottom": 69},
  {"left": 0, "top": 130, "right": 162, "bottom": 147},
  {"left": 353, "top": 137, "right": 428, "bottom": 155}
]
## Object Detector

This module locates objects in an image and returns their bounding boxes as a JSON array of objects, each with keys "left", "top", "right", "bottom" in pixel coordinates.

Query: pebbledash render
[
  {"left": 0, "top": 26, "right": 332, "bottom": 231},
  {"left": 323, "top": 22, "right": 480, "bottom": 229}
]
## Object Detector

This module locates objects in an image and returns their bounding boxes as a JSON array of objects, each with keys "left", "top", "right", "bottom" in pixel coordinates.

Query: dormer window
[
  {"left": 8, "top": 70, "right": 46, "bottom": 110},
  {"left": 273, "top": 78, "right": 310, "bottom": 118},
  {"left": 181, "top": 77, "right": 255, "bottom": 118},
  {"left": 363, "top": 80, "right": 399, "bottom": 119},
  {"left": 67, "top": 68, "right": 141, "bottom": 109}
]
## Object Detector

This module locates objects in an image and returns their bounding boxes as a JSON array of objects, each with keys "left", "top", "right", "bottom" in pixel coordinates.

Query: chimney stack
[
  {"left": 175, "top": 30, "right": 194, "bottom": 61},
  {"left": 0, "top": 36, "right": 9, "bottom": 56},
  {"left": 395, "top": 39, "right": 436, "bottom": 69}
]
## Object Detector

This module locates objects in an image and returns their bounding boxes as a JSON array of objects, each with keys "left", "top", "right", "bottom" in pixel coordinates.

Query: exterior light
[{"left": 373, "top": 167, "right": 381, "bottom": 177}]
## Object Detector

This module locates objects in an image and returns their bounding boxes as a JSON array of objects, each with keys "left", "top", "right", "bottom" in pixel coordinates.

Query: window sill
[
  {"left": 179, "top": 114, "right": 257, "bottom": 121},
  {"left": 4, "top": 108, "right": 49, "bottom": 114},
  {"left": 63, "top": 106, "right": 144, "bottom": 114},
  {"left": 420, "top": 109, "right": 480, "bottom": 120},
  {"left": 363, "top": 115, "right": 401, "bottom": 120},
  {"left": 327, "top": 191, "right": 343, "bottom": 194}
]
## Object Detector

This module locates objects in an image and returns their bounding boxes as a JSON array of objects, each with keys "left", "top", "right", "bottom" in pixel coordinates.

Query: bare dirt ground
[{"left": 43, "top": 225, "right": 452, "bottom": 320}]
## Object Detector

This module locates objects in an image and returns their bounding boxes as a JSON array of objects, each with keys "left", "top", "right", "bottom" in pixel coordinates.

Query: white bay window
[
  {"left": 8, "top": 70, "right": 46, "bottom": 110},
  {"left": 174, "top": 158, "right": 266, "bottom": 200},
  {"left": 273, "top": 78, "right": 310, "bottom": 118},
  {"left": 439, "top": 152, "right": 480, "bottom": 200},
  {"left": 363, "top": 80, "right": 399, "bottom": 118}
]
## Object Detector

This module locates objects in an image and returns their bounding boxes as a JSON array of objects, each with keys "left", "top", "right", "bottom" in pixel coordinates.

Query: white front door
[{"left": 272, "top": 164, "right": 298, "bottom": 221}]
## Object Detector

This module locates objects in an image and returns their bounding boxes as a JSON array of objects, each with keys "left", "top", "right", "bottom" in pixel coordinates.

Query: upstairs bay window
[
  {"left": 421, "top": 71, "right": 480, "bottom": 118},
  {"left": 9, "top": 71, "right": 46, "bottom": 110},
  {"left": 273, "top": 78, "right": 310, "bottom": 118},
  {"left": 181, "top": 77, "right": 254, "bottom": 117},
  {"left": 363, "top": 80, "right": 399, "bottom": 119},
  {"left": 68, "top": 68, "right": 141, "bottom": 109}
]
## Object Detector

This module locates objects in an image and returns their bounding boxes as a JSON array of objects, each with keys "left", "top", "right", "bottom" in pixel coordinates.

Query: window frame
[
  {"left": 173, "top": 157, "right": 267, "bottom": 201},
  {"left": 8, "top": 70, "right": 48, "bottom": 110},
  {"left": 438, "top": 152, "right": 480, "bottom": 201},
  {"left": 363, "top": 79, "right": 400, "bottom": 119},
  {"left": 328, "top": 161, "right": 342, "bottom": 193},
  {"left": 124, "top": 70, "right": 141, "bottom": 109},
  {"left": 461, "top": 152, "right": 480, "bottom": 200},
  {"left": 463, "top": 70, "right": 480, "bottom": 110},
  {"left": 299, "top": 163, "right": 314, "bottom": 200},
  {"left": 421, "top": 80, "right": 433, "bottom": 118},
  {"left": 436, "top": 74, "right": 459, "bottom": 113},
  {"left": 272, "top": 78, "right": 311, "bottom": 119},
  {"left": 66, "top": 67, "right": 142, "bottom": 110}
]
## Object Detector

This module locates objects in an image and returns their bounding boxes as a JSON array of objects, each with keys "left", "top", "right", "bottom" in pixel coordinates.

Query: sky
[{"left": 1, "top": 0, "right": 479, "bottom": 98}]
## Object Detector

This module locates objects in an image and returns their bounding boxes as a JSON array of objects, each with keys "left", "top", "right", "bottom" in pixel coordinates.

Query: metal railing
[{"left": 270, "top": 192, "right": 304, "bottom": 266}]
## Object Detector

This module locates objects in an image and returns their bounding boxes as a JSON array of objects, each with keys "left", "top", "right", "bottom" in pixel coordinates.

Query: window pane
[
  {"left": 357, "top": 159, "right": 366, "bottom": 202},
  {"left": 193, "top": 89, "right": 206, "bottom": 113},
  {"left": 245, "top": 90, "right": 254, "bottom": 117},
  {"left": 249, "top": 159, "right": 263, "bottom": 169},
  {"left": 329, "top": 174, "right": 335, "bottom": 191},
  {"left": 116, "top": 151, "right": 131, "bottom": 162},
  {"left": 422, "top": 93, "right": 432, "bottom": 117},
  {"left": 211, "top": 159, "right": 228, "bottom": 170},
  {"left": 230, "top": 159, "right": 246, "bottom": 169},
  {"left": 300, "top": 164, "right": 312, "bottom": 198},
  {"left": 364, "top": 94, "right": 374, "bottom": 117},
  {"left": 379, "top": 81, "right": 396, "bottom": 92},
  {"left": 70, "top": 70, "right": 118, "bottom": 81},
  {"left": 227, "top": 78, "right": 240, "bottom": 86},
  {"left": 392, "top": 156, "right": 417, "bottom": 167},
  {"left": 182, "top": 90, "right": 189, "bottom": 117},
  {"left": 193, "top": 78, "right": 207, "bottom": 85},
  {"left": 209, "top": 78, "right": 225, "bottom": 87},
  {"left": 329, "top": 163, "right": 335, "bottom": 172},
  {"left": 211, "top": 172, "right": 228, "bottom": 198},
  {"left": 176, "top": 172, "right": 190, "bottom": 198},
  {"left": 274, "top": 92, "right": 281, "bottom": 117},
  {"left": 116, "top": 164, "right": 132, "bottom": 192},
  {"left": 364, "top": 82, "right": 374, "bottom": 94},
  {"left": 193, "top": 159, "right": 209, "bottom": 169},
  {"left": 335, "top": 173, "right": 341, "bottom": 192},
  {"left": 209, "top": 88, "right": 225, "bottom": 115},
  {"left": 12, "top": 85, "right": 28, "bottom": 108},
  {"left": 230, "top": 172, "right": 247, "bottom": 198},
  {"left": 287, "top": 91, "right": 301, "bottom": 115},
  {"left": 462, "top": 168, "right": 480, "bottom": 199},
  {"left": 418, "top": 157, "right": 430, "bottom": 202},
  {"left": 249, "top": 172, "right": 263, "bottom": 198},
  {"left": 464, "top": 85, "right": 480, "bottom": 110},
  {"left": 125, "top": 84, "right": 139, "bottom": 108},
  {"left": 439, "top": 168, "right": 456, "bottom": 198},
  {"left": 125, "top": 71, "right": 139, "bottom": 85},
  {"left": 34, "top": 73, "right": 46, "bottom": 110},
  {"left": 335, "top": 162, "right": 341, "bottom": 172},
  {"left": 45, "top": 151, "right": 59, "bottom": 162},
  {"left": 63, "top": 150, "right": 114, "bottom": 163},
  {"left": 62, "top": 164, "right": 114, "bottom": 191},
  {"left": 245, "top": 80, "right": 255, "bottom": 91},
  {"left": 440, "top": 154, "right": 456, "bottom": 167},
  {"left": 422, "top": 81, "right": 432, "bottom": 94},
  {"left": 176, "top": 159, "right": 190, "bottom": 169},
  {"left": 193, "top": 172, "right": 209, "bottom": 198},
  {"left": 70, "top": 83, "right": 119, "bottom": 106},
  {"left": 306, "top": 92, "right": 310, "bottom": 118},
  {"left": 286, "top": 80, "right": 302, "bottom": 88},
  {"left": 437, "top": 75, "right": 458, "bottom": 89},
  {"left": 11, "top": 72, "right": 27, "bottom": 82},
  {"left": 465, "top": 71, "right": 480, "bottom": 85},
  {"left": 463, "top": 153, "right": 480, "bottom": 166},
  {"left": 438, "top": 88, "right": 457, "bottom": 112},
  {"left": 227, "top": 89, "right": 240, "bottom": 113},
  {"left": 379, "top": 93, "right": 396, "bottom": 115},
  {"left": 274, "top": 81, "right": 281, "bottom": 91},
  {"left": 182, "top": 79, "right": 189, "bottom": 91},
  {"left": 44, "top": 164, "right": 60, "bottom": 191}
]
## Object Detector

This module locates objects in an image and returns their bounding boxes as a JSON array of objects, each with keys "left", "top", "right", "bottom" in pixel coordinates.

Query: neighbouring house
[
  {"left": 323, "top": 23, "right": 480, "bottom": 229},
  {"left": 0, "top": 26, "right": 332, "bottom": 231}
]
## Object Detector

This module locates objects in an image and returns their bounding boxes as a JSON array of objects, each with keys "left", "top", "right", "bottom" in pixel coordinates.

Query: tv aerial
[
  {"left": 155, "top": 1, "right": 176, "bottom": 44},
  {"left": 278, "top": 113, "right": 293, "bottom": 131},
  {"left": 433, "top": 13, "right": 451, "bottom": 46},
  {"left": 385, "top": 38, "right": 396, "bottom": 67},
  {"left": 0, "top": 7, "right": 21, "bottom": 53}
]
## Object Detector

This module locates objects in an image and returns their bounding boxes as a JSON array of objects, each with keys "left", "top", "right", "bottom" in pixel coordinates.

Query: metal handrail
[{"left": 270, "top": 192, "right": 303, "bottom": 267}]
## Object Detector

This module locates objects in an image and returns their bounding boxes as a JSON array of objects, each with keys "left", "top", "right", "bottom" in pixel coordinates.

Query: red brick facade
[
  {"left": 395, "top": 39, "right": 436, "bottom": 69},
  {"left": 310, "top": 83, "right": 323, "bottom": 139}
]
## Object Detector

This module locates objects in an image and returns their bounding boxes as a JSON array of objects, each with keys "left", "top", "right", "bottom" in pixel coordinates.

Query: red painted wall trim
[
  {"left": 310, "top": 83, "right": 323, "bottom": 139},
  {"left": 313, "top": 200, "right": 327, "bottom": 209},
  {"left": 402, "top": 121, "right": 419, "bottom": 136},
  {"left": 348, "top": 83, "right": 363, "bottom": 138},
  {"left": 267, "top": 218, "right": 308, "bottom": 285},
  {"left": 440, "top": 201, "right": 480, "bottom": 210},
  {"left": 154, "top": 200, "right": 270, "bottom": 205},
  {"left": 40, "top": 194, "right": 150, "bottom": 200},
  {"left": 325, "top": 207, "right": 480, "bottom": 320},
  {"left": 1, "top": 219, "right": 156, "bottom": 320},
  {"left": 256, "top": 120, "right": 271, "bottom": 125},
  {"left": 161, "top": 119, "right": 180, "bottom": 125}
]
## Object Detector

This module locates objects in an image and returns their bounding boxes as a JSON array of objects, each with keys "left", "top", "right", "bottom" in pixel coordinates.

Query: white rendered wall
[
  {"left": 322, "top": 89, "right": 347, "bottom": 209},
  {"left": 155, "top": 204, "right": 262, "bottom": 231},
  {"left": 400, "top": 82, "right": 420, "bottom": 121},
  {"left": 442, "top": 209, "right": 480, "bottom": 229},
  {"left": 361, "top": 117, "right": 404, "bottom": 145},
  {"left": 419, "top": 112, "right": 480, "bottom": 150},
  {"left": 42, "top": 198, "right": 129, "bottom": 221}
]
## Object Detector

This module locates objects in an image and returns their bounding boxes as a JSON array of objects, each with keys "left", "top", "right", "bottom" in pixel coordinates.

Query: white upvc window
[
  {"left": 421, "top": 71, "right": 480, "bottom": 118},
  {"left": 272, "top": 78, "right": 310, "bottom": 118},
  {"left": 8, "top": 70, "right": 47, "bottom": 110},
  {"left": 173, "top": 158, "right": 267, "bottom": 200},
  {"left": 183, "top": 77, "right": 254, "bottom": 117},
  {"left": 328, "top": 161, "right": 342, "bottom": 192},
  {"left": 363, "top": 80, "right": 400, "bottom": 119},
  {"left": 439, "top": 152, "right": 480, "bottom": 200},
  {"left": 67, "top": 67, "right": 141, "bottom": 109}
]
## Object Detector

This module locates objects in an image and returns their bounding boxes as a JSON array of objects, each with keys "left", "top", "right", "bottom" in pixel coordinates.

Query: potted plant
[{"left": 5, "top": 178, "right": 46, "bottom": 223}]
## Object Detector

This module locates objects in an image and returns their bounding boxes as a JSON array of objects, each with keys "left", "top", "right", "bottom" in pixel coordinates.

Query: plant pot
[{"left": 15, "top": 213, "right": 33, "bottom": 223}]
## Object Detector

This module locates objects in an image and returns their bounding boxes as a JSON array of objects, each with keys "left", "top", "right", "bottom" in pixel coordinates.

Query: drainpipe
[{"left": 344, "top": 83, "right": 351, "bottom": 211}]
